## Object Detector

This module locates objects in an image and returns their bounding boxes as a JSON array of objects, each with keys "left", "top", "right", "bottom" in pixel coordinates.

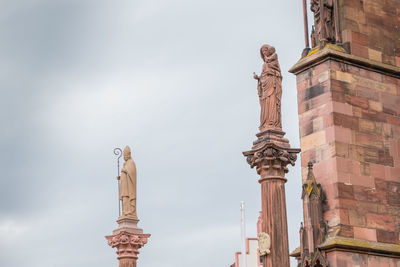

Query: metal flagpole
[
  {"left": 240, "top": 201, "right": 247, "bottom": 267},
  {"left": 113, "top": 147, "right": 123, "bottom": 217}
]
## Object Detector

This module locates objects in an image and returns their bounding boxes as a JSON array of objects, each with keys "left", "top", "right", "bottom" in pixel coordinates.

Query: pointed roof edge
[{"left": 302, "top": 162, "right": 322, "bottom": 198}]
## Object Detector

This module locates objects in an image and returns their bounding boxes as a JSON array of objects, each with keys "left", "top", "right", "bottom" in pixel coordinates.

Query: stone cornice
[
  {"left": 289, "top": 44, "right": 400, "bottom": 78},
  {"left": 319, "top": 236, "right": 400, "bottom": 257}
]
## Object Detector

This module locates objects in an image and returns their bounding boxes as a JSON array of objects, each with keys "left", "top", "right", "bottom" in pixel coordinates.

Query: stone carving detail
[
  {"left": 243, "top": 130, "right": 300, "bottom": 266},
  {"left": 244, "top": 45, "right": 300, "bottom": 267},
  {"left": 258, "top": 232, "right": 271, "bottom": 256},
  {"left": 253, "top": 44, "right": 282, "bottom": 131},
  {"left": 303, "top": 163, "right": 323, "bottom": 199},
  {"left": 106, "top": 231, "right": 150, "bottom": 260},
  {"left": 245, "top": 144, "right": 298, "bottom": 174},
  {"left": 310, "top": 0, "right": 339, "bottom": 47},
  {"left": 301, "top": 249, "right": 329, "bottom": 267},
  {"left": 118, "top": 146, "right": 137, "bottom": 219},
  {"left": 298, "top": 163, "right": 328, "bottom": 267}
]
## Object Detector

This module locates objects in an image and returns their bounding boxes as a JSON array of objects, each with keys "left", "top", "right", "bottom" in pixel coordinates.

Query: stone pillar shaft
[
  {"left": 244, "top": 130, "right": 300, "bottom": 267},
  {"left": 119, "top": 258, "right": 136, "bottom": 267},
  {"left": 260, "top": 178, "right": 290, "bottom": 267}
]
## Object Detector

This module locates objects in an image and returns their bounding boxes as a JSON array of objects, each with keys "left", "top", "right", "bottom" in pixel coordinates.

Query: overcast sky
[{"left": 0, "top": 0, "right": 307, "bottom": 266}]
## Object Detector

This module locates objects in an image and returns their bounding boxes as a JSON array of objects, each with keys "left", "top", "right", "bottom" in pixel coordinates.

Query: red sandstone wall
[
  {"left": 297, "top": 59, "right": 400, "bottom": 244},
  {"left": 339, "top": 0, "right": 400, "bottom": 67},
  {"left": 326, "top": 250, "right": 400, "bottom": 266}
]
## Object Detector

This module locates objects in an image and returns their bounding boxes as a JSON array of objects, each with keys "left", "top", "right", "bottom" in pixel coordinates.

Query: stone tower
[{"left": 290, "top": 0, "right": 400, "bottom": 266}]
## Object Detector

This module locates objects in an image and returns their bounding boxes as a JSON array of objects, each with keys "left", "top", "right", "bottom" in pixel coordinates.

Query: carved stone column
[
  {"left": 244, "top": 129, "right": 300, "bottom": 267},
  {"left": 107, "top": 146, "right": 150, "bottom": 267},
  {"left": 106, "top": 230, "right": 150, "bottom": 267},
  {"left": 106, "top": 217, "right": 150, "bottom": 266}
]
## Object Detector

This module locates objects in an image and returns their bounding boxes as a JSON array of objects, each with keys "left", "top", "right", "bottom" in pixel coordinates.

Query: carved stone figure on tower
[
  {"left": 253, "top": 44, "right": 282, "bottom": 131},
  {"left": 310, "top": 0, "right": 337, "bottom": 47},
  {"left": 118, "top": 145, "right": 137, "bottom": 219}
]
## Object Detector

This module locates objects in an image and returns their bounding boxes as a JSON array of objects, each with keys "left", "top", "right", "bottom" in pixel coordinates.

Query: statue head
[
  {"left": 123, "top": 145, "right": 132, "bottom": 161},
  {"left": 260, "top": 44, "right": 276, "bottom": 61}
]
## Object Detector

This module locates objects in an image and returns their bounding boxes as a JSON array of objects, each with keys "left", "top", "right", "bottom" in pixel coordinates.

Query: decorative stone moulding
[
  {"left": 106, "top": 231, "right": 150, "bottom": 260},
  {"left": 301, "top": 249, "right": 329, "bottom": 267},
  {"left": 245, "top": 144, "right": 298, "bottom": 172},
  {"left": 243, "top": 130, "right": 300, "bottom": 176}
]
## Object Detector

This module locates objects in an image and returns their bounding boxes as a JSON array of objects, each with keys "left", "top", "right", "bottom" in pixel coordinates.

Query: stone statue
[
  {"left": 118, "top": 146, "right": 137, "bottom": 219},
  {"left": 253, "top": 44, "right": 282, "bottom": 131},
  {"left": 258, "top": 232, "right": 271, "bottom": 256},
  {"left": 310, "top": 0, "right": 336, "bottom": 47}
]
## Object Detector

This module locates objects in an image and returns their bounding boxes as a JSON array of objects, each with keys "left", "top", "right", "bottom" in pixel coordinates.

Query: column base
[{"left": 114, "top": 217, "right": 143, "bottom": 235}]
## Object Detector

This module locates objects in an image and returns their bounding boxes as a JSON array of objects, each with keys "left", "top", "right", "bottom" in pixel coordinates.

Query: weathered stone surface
[
  {"left": 243, "top": 129, "right": 299, "bottom": 267},
  {"left": 293, "top": 1, "right": 400, "bottom": 264},
  {"left": 376, "top": 229, "right": 399, "bottom": 244},
  {"left": 106, "top": 231, "right": 150, "bottom": 267},
  {"left": 245, "top": 46, "right": 300, "bottom": 267},
  {"left": 353, "top": 227, "right": 377, "bottom": 242},
  {"left": 294, "top": 55, "right": 399, "bottom": 240},
  {"left": 293, "top": 44, "right": 399, "bottom": 267},
  {"left": 340, "top": 0, "right": 400, "bottom": 67}
]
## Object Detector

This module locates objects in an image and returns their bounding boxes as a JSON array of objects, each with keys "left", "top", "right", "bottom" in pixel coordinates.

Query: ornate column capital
[
  {"left": 106, "top": 231, "right": 151, "bottom": 260},
  {"left": 243, "top": 130, "right": 300, "bottom": 179}
]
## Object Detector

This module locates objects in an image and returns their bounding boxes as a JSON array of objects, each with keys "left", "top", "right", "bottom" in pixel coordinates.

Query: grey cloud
[{"left": 0, "top": 0, "right": 305, "bottom": 266}]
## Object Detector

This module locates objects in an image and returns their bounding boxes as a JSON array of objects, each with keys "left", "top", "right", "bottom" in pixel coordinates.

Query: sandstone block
[
  {"left": 340, "top": 224, "right": 354, "bottom": 238},
  {"left": 300, "top": 130, "right": 326, "bottom": 150},
  {"left": 376, "top": 229, "right": 399, "bottom": 244},
  {"left": 368, "top": 48, "right": 383, "bottom": 62},
  {"left": 346, "top": 95, "right": 369, "bottom": 109},
  {"left": 366, "top": 213, "right": 395, "bottom": 231},
  {"left": 349, "top": 209, "right": 366, "bottom": 227},
  {"left": 333, "top": 113, "right": 359, "bottom": 131},
  {"left": 354, "top": 226, "right": 377, "bottom": 242},
  {"left": 356, "top": 85, "right": 380, "bottom": 101},
  {"left": 368, "top": 100, "right": 383, "bottom": 112},
  {"left": 336, "top": 182, "right": 355, "bottom": 199}
]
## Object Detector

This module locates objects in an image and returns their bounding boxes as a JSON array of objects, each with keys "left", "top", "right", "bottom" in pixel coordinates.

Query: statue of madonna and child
[{"left": 253, "top": 44, "right": 283, "bottom": 132}]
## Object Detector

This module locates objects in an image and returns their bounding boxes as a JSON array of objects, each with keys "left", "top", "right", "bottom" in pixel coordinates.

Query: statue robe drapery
[
  {"left": 120, "top": 158, "right": 137, "bottom": 218},
  {"left": 257, "top": 53, "right": 282, "bottom": 130}
]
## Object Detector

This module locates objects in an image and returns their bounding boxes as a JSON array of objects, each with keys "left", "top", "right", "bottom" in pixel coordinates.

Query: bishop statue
[{"left": 118, "top": 145, "right": 137, "bottom": 219}]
